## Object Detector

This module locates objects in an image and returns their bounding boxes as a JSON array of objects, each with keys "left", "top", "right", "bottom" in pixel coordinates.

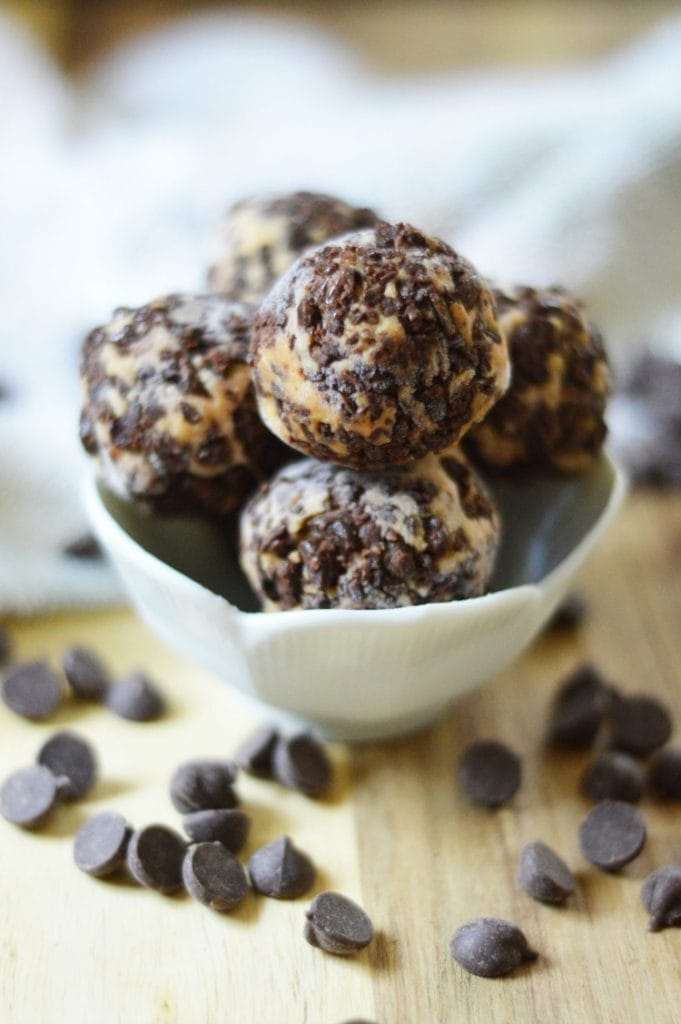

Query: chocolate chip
[
  {"left": 640, "top": 866, "right": 681, "bottom": 931},
  {"left": 518, "top": 840, "right": 576, "bottom": 904},
  {"left": 304, "top": 891, "right": 374, "bottom": 955},
  {"left": 0, "top": 626, "right": 12, "bottom": 666},
  {"left": 578, "top": 799, "right": 647, "bottom": 871},
  {"left": 170, "top": 760, "right": 238, "bottom": 813},
  {"left": 62, "top": 532, "right": 103, "bottom": 560},
  {"left": 182, "top": 841, "right": 249, "bottom": 911},
  {"left": 1, "top": 660, "right": 63, "bottom": 721},
  {"left": 581, "top": 752, "right": 645, "bottom": 804},
  {"left": 182, "top": 809, "right": 250, "bottom": 853},
  {"left": 449, "top": 917, "right": 538, "bottom": 978},
  {"left": 126, "top": 825, "right": 186, "bottom": 893},
  {"left": 62, "top": 647, "right": 110, "bottom": 701},
  {"left": 37, "top": 731, "right": 97, "bottom": 800},
  {"left": 457, "top": 739, "right": 521, "bottom": 808},
  {"left": 609, "top": 695, "right": 672, "bottom": 757},
  {"left": 546, "top": 592, "right": 587, "bottom": 632},
  {"left": 249, "top": 835, "right": 316, "bottom": 899},
  {"left": 74, "top": 811, "right": 132, "bottom": 877},
  {"left": 546, "top": 663, "right": 612, "bottom": 748},
  {"left": 273, "top": 734, "right": 332, "bottom": 797},
  {"left": 235, "top": 726, "right": 279, "bottom": 779},
  {"left": 0, "top": 765, "right": 62, "bottom": 828},
  {"left": 106, "top": 672, "right": 165, "bottom": 722},
  {"left": 648, "top": 747, "right": 681, "bottom": 799}
]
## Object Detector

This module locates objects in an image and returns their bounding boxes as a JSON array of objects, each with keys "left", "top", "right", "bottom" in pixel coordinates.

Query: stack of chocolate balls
[{"left": 79, "top": 191, "right": 611, "bottom": 611}]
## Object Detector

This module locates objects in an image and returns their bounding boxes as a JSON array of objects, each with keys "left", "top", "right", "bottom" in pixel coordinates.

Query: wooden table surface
[{"left": 2, "top": 485, "right": 681, "bottom": 1024}]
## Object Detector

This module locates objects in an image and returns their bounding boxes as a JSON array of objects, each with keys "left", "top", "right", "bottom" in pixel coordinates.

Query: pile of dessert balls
[{"left": 79, "top": 192, "right": 610, "bottom": 612}]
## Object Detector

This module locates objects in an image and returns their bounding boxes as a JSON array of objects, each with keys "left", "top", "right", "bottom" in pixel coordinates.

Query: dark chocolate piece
[
  {"left": 74, "top": 811, "right": 132, "bottom": 877},
  {"left": 62, "top": 533, "right": 103, "bottom": 560},
  {"left": 0, "top": 765, "right": 62, "bottom": 828},
  {"left": 37, "top": 731, "right": 97, "bottom": 801},
  {"left": 578, "top": 799, "right": 647, "bottom": 871},
  {"left": 640, "top": 866, "right": 681, "bottom": 931},
  {"left": 304, "top": 891, "right": 374, "bottom": 955},
  {"left": 182, "top": 809, "right": 250, "bottom": 853},
  {"left": 248, "top": 835, "right": 316, "bottom": 899},
  {"left": 609, "top": 694, "right": 672, "bottom": 757},
  {"left": 62, "top": 647, "right": 110, "bottom": 701},
  {"left": 0, "top": 625, "right": 12, "bottom": 666},
  {"left": 581, "top": 752, "right": 645, "bottom": 804},
  {"left": 273, "top": 734, "right": 332, "bottom": 797},
  {"left": 235, "top": 726, "right": 279, "bottom": 779},
  {"left": 518, "top": 840, "right": 576, "bottom": 904},
  {"left": 106, "top": 672, "right": 165, "bottom": 722},
  {"left": 1, "top": 660, "right": 63, "bottom": 721},
  {"left": 647, "top": 747, "right": 681, "bottom": 800},
  {"left": 450, "top": 917, "right": 538, "bottom": 978},
  {"left": 182, "top": 841, "right": 249, "bottom": 911},
  {"left": 170, "top": 760, "right": 238, "bottom": 814},
  {"left": 546, "top": 663, "right": 612, "bottom": 748},
  {"left": 546, "top": 592, "right": 587, "bottom": 632},
  {"left": 457, "top": 739, "right": 521, "bottom": 808},
  {"left": 126, "top": 825, "right": 186, "bottom": 893}
]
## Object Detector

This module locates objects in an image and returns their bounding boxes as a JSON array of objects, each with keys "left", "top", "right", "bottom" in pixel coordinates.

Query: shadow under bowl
[{"left": 85, "top": 453, "right": 626, "bottom": 741}]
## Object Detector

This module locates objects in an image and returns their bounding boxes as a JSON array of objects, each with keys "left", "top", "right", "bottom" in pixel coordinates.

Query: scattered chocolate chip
[
  {"left": 648, "top": 747, "right": 681, "bottom": 799},
  {"left": 273, "top": 734, "right": 332, "bottom": 797},
  {"left": 170, "top": 760, "right": 238, "bottom": 813},
  {"left": 546, "top": 662, "right": 612, "bottom": 748},
  {"left": 518, "top": 840, "right": 576, "bottom": 904},
  {"left": 546, "top": 592, "right": 587, "bottom": 632},
  {"left": 249, "top": 835, "right": 316, "bottom": 899},
  {"left": 578, "top": 799, "right": 647, "bottom": 871},
  {"left": 182, "top": 808, "right": 250, "bottom": 853},
  {"left": 581, "top": 752, "right": 645, "bottom": 804},
  {"left": 106, "top": 672, "right": 165, "bottom": 722},
  {"left": 37, "top": 731, "right": 97, "bottom": 801},
  {"left": 74, "top": 811, "right": 132, "bottom": 877},
  {"left": 450, "top": 917, "right": 538, "bottom": 978},
  {"left": 62, "top": 533, "right": 103, "bottom": 560},
  {"left": 609, "top": 694, "right": 672, "bottom": 757},
  {"left": 182, "top": 841, "right": 249, "bottom": 911},
  {"left": 0, "top": 765, "right": 62, "bottom": 828},
  {"left": 0, "top": 626, "right": 12, "bottom": 666},
  {"left": 235, "top": 726, "right": 279, "bottom": 779},
  {"left": 126, "top": 824, "right": 186, "bottom": 893},
  {"left": 457, "top": 739, "right": 521, "bottom": 808},
  {"left": 304, "top": 891, "right": 374, "bottom": 955},
  {"left": 1, "top": 660, "right": 63, "bottom": 721},
  {"left": 62, "top": 647, "right": 110, "bottom": 701},
  {"left": 641, "top": 866, "right": 681, "bottom": 931}
]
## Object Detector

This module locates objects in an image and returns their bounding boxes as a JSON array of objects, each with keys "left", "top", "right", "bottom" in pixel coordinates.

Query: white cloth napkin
[{"left": 1, "top": 10, "right": 680, "bottom": 614}]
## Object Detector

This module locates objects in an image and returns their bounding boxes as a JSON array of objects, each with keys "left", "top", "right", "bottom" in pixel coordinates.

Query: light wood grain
[{"left": 2, "top": 488, "right": 681, "bottom": 1023}]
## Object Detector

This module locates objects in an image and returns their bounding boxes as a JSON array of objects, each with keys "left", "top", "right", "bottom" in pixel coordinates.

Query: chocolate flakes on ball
[
  {"left": 467, "top": 285, "right": 610, "bottom": 473},
  {"left": 208, "top": 191, "right": 380, "bottom": 305},
  {"left": 250, "top": 222, "right": 510, "bottom": 470},
  {"left": 239, "top": 450, "right": 501, "bottom": 611},
  {"left": 79, "top": 294, "right": 287, "bottom": 515}
]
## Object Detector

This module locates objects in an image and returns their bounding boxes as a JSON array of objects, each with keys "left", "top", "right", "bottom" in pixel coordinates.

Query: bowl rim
[{"left": 84, "top": 450, "right": 627, "bottom": 631}]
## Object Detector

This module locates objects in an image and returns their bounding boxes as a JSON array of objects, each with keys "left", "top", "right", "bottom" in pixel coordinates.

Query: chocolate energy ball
[
  {"left": 239, "top": 450, "right": 501, "bottom": 611},
  {"left": 207, "top": 191, "right": 380, "bottom": 305},
  {"left": 250, "top": 222, "right": 509, "bottom": 469},
  {"left": 79, "top": 294, "right": 287, "bottom": 515},
  {"left": 466, "top": 285, "right": 610, "bottom": 473}
]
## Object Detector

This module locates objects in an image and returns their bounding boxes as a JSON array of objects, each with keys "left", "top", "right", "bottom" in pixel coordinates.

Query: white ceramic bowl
[{"left": 85, "top": 453, "right": 626, "bottom": 741}]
